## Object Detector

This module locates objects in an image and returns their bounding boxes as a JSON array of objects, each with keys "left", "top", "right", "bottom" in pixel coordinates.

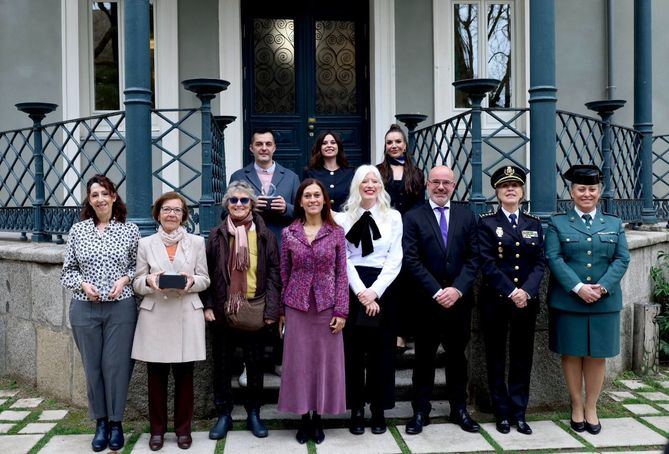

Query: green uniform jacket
[{"left": 545, "top": 209, "right": 630, "bottom": 313}]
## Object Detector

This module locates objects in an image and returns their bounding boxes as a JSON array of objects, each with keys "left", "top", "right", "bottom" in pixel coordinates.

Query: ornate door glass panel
[
  {"left": 487, "top": 4, "right": 512, "bottom": 108},
  {"left": 253, "top": 18, "right": 296, "bottom": 113},
  {"left": 315, "top": 20, "right": 357, "bottom": 114}
]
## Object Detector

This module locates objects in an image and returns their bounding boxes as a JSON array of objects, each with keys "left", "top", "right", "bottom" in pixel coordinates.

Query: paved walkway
[{"left": 1, "top": 376, "right": 669, "bottom": 453}]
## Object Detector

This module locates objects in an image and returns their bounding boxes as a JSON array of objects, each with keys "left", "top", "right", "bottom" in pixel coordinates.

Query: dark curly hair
[
  {"left": 80, "top": 175, "right": 127, "bottom": 224},
  {"left": 307, "top": 130, "right": 350, "bottom": 170}
]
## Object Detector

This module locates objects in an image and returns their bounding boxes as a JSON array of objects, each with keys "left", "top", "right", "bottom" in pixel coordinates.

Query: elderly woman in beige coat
[{"left": 132, "top": 192, "right": 210, "bottom": 451}]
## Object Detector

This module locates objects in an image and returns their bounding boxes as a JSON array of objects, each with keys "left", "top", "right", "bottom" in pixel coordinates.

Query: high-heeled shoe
[
  {"left": 570, "top": 418, "right": 585, "bottom": 432},
  {"left": 584, "top": 419, "right": 601, "bottom": 435}
]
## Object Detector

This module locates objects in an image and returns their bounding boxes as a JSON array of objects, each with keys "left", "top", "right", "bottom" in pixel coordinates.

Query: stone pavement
[{"left": 1, "top": 374, "right": 669, "bottom": 453}]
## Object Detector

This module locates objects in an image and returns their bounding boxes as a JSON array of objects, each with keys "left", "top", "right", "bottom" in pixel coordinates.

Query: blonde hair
[{"left": 341, "top": 165, "right": 393, "bottom": 221}]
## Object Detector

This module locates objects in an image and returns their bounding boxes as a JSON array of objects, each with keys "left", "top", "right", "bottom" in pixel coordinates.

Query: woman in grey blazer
[{"left": 131, "top": 192, "right": 210, "bottom": 451}]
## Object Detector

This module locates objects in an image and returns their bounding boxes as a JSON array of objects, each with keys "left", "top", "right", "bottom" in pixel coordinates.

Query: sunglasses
[{"left": 229, "top": 197, "right": 251, "bottom": 205}]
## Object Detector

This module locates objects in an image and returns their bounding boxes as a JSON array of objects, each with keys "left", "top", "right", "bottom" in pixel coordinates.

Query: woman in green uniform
[{"left": 546, "top": 165, "right": 630, "bottom": 435}]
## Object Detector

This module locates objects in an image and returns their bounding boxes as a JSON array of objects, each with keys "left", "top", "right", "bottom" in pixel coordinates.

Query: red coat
[{"left": 280, "top": 220, "right": 349, "bottom": 318}]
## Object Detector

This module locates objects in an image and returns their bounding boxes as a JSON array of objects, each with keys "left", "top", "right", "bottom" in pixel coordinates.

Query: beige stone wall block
[
  {"left": 71, "top": 346, "right": 88, "bottom": 408},
  {"left": 36, "top": 327, "right": 72, "bottom": 400},
  {"left": 31, "top": 264, "right": 65, "bottom": 327},
  {"left": 3, "top": 261, "right": 32, "bottom": 320}
]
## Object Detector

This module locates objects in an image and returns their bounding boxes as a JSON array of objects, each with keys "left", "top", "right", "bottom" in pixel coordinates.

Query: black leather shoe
[
  {"left": 91, "top": 418, "right": 109, "bottom": 452},
  {"left": 209, "top": 414, "right": 233, "bottom": 440},
  {"left": 349, "top": 408, "right": 365, "bottom": 435},
  {"left": 312, "top": 413, "right": 325, "bottom": 444},
  {"left": 515, "top": 419, "right": 533, "bottom": 435},
  {"left": 570, "top": 419, "right": 586, "bottom": 432},
  {"left": 108, "top": 420, "right": 124, "bottom": 451},
  {"left": 450, "top": 408, "right": 480, "bottom": 433},
  {"left": 296, "top": 413, "right": 311, "bottom": 444},
  {"left": 370, "top": 410, "right": 387, "bottom": 434},
  {"left": 496, "top": 419, "right": 510, "bottom": 434},
  {"left": 405, "top": 412, "right": 430, "bottom": 435},
  {"left": 247, "top": 408, "right": 268, "bottom": 438},
  {"left": 585, "top": 419, "right": 601, "bottom": 435},
  {"left": 149, "top": 434, "right": 164, "bottom": 451}
]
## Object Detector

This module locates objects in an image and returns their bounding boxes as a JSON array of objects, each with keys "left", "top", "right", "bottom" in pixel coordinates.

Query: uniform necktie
[
  {"left": 582, "top": 213, "right": 592, "bottom": 229},
  {"left": 435, "top": 206, "right": 449, "bottom": 249},
  {"left": 509, "top": 213, "right": 517, "bottom": 228}
]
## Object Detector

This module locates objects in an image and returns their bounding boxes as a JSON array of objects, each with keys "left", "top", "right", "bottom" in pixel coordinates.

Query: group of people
[{"left": 60, "top": 125, "right": 630, "bottom": 452}]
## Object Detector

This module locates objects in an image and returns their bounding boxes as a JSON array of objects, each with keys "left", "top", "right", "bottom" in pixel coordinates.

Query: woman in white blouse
[{"left": 334, "top": 165, "right": 403, "bottom": 436}]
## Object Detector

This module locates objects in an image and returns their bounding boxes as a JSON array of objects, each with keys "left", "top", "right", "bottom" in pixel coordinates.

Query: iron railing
[
  {"left": 0, "top": 103, "right": 230, "bottom": 242},
  {"left": 410, "top": 107, "right": 645, "bottom": 222}
]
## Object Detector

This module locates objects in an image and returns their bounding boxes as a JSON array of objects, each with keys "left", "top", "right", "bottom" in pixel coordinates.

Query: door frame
[{"left": 218, "top": 0, "right": 395, "bottom": 178}]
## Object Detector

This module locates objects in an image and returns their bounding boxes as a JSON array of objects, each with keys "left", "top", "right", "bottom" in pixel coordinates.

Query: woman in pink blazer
[{"left": 278, "top": 179, "right": 349, "bottom": 444}]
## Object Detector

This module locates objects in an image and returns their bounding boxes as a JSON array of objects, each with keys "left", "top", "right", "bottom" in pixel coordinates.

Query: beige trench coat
[{"left": 131, "top": 232, "right": 210, "bottom": 363}]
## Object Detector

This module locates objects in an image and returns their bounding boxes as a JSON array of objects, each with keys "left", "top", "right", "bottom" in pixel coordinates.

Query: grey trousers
[{"left": 69, "top": 297, "right": 137, "bottom": 421}]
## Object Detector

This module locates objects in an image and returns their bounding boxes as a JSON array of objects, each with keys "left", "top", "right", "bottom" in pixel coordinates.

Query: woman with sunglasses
[
  {"left": 204, "top": 181, "right": 281, "bottom": 440},
  {"left": 131, "top": 192, "right": 210, "bottom": 451}
]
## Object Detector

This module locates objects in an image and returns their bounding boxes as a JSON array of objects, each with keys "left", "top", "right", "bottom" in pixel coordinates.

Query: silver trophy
[{"left": 260, "top": 183, "right": 277, "bottom": 212}]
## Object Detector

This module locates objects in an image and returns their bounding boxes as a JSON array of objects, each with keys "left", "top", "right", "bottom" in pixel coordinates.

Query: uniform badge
[
  {"left": 522, "top": 230, "right": 538, "bottom": 238},
  {"left": 496, "top": 227, "right": 504, "bottom": 237},
  {"left": 505, "top": 166, "right": 514, "bottom": 176}
]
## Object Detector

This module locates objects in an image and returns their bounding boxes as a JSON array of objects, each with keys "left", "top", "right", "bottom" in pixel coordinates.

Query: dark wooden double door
[{"left": 242, "top": 0, "right": 370, "bottom": 176}]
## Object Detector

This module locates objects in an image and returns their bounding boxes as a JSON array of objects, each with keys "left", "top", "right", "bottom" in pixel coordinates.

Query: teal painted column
[
  {"left": 124, "top": 0, "right": 154, "bottom": 236},
  {"left": 528, "top": 0, "right": 557, "bottom": 221},
  {"left": 16, "top": 102, "right": 58, "bottom": 242},
  {"left": 452, "top": 79, "right": 500, "bottom": 216},
  {"left": 634, "top": 0, "right": 657, "bottom": 223}
]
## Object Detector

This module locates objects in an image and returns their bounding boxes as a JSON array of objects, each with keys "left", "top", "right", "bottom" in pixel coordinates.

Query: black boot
[
  {"left": 349, "top": 407, "right": 365, "bottom": 435},
  {"left": 209, "top": 413, "right": 233, "bottom": 440},
  {"left": 108, "top": 420, "right": 124, "bottom": 451},
  {"left": 246, "top": 408, "right": 268, "bottom": 438},
  {"left": 371, "top": 409, "right": 387, "bottom": 434},
  {"left": 91, "top": 418, "right": 109, "bottom": 452},
  {"left": 295, "top": 413, "right": 311, "bottom": 444},
  {"left": 312, "top": 412, "right": 325, "bottom": 444}
]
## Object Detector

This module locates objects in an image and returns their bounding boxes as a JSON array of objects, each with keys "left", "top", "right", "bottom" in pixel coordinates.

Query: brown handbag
[{"left": 226, "top": 293, "right": 266, "bottom": 331}]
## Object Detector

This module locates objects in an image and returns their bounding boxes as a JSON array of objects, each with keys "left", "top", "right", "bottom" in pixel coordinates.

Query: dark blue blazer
[
  {"left": 478, "top": 209, "right": 546, "bottom": 302},
  {"left": 402, "top": 202, "right": 480, "bottom": 304}
]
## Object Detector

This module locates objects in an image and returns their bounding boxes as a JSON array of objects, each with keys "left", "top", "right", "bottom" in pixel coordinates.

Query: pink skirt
[{"left": 277, "top": 302, "right": 346, "bottom": 415}]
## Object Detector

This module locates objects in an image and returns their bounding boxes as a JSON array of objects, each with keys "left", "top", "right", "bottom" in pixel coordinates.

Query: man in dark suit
[
  {"left": 229, "top": 128, "right": 300, "bottom": 241},
  {"left": 402, "top": 165, "right": 480, "bottom": 435}
]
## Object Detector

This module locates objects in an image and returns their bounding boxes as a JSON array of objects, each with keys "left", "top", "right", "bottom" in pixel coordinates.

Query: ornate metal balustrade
[
  {"left": 0, "top": 104, "right": 230, "bottom": 242},
  {"left": 409, "top": 107, "right": 644, "bottom": 221},
  {"left": 653, "top": 134, "right": 669, "bottom": 221}
]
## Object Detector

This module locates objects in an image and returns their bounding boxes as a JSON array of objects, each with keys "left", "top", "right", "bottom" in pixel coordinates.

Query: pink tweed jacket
[{"left": 280, "top": 220, "right": 349, "bottom": 318}]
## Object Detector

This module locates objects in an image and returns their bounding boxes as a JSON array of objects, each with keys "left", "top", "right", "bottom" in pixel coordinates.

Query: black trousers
[
  {"left": 211, "top": 323, "right": 264, "bottom": 413},
  {"left": 412, "top": 301, "right": 472, "bottom": 415},
  {"left": 481, "top": 298, "right": 537, "bottom": 420},
  {"left": 147, "top": 362, "right": 194, "bottom": 436},
  {"left": 344, "top": 266, "right": 396, "bottom": 411}
]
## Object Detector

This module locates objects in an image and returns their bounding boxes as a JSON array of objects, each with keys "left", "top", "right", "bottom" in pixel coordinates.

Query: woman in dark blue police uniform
[
  {"left": 546, "top": 165, "right": 630, "bottom": 435},
  {"left": 303, "top": 131, "right": 354, "bottom": 212},
  {"left": 478, "top": 166, "right": 546, "bottom": 435}
]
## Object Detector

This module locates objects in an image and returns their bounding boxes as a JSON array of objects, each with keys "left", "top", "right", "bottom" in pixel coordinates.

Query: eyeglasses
[
  {"left": 160, "top": 207, "right": 184, "bottom": 215},
  {"left": 229, "top": 197, "right": 251, "bottom": 205},
  {"left": 428, "top": 179, "right": 455, "bottom": 187}
]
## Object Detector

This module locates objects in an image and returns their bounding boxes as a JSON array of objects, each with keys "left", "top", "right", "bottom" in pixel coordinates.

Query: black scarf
[
  {"left": 346, "top": 211, "right": 381, "bottom": 257},
  {"left": 386, "top": 155, "right": 406, "bottom": 166}
]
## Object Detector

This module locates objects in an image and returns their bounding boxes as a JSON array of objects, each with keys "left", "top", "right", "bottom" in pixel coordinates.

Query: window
[
  {"left": 89, "top": 1, "right": 155, "bottom": 112},
  {"left": 433, "top": 0, "right": 524, "bottom": 123},
  {"left": 453, "top": 2, "right": 512, "bottom": 108}
]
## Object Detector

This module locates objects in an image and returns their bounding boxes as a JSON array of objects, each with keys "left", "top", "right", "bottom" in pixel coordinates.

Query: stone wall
[{"left": 0, "top": 229, "right": 667, "bottom": 419}]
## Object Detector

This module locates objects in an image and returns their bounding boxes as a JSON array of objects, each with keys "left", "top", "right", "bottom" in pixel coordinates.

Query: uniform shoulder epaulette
[
  {"left": 523, "top": 212, "right": 541, "bottom": 221},
  {"left": 479, "top": 212, "right": 495, "bottom": 218}
]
